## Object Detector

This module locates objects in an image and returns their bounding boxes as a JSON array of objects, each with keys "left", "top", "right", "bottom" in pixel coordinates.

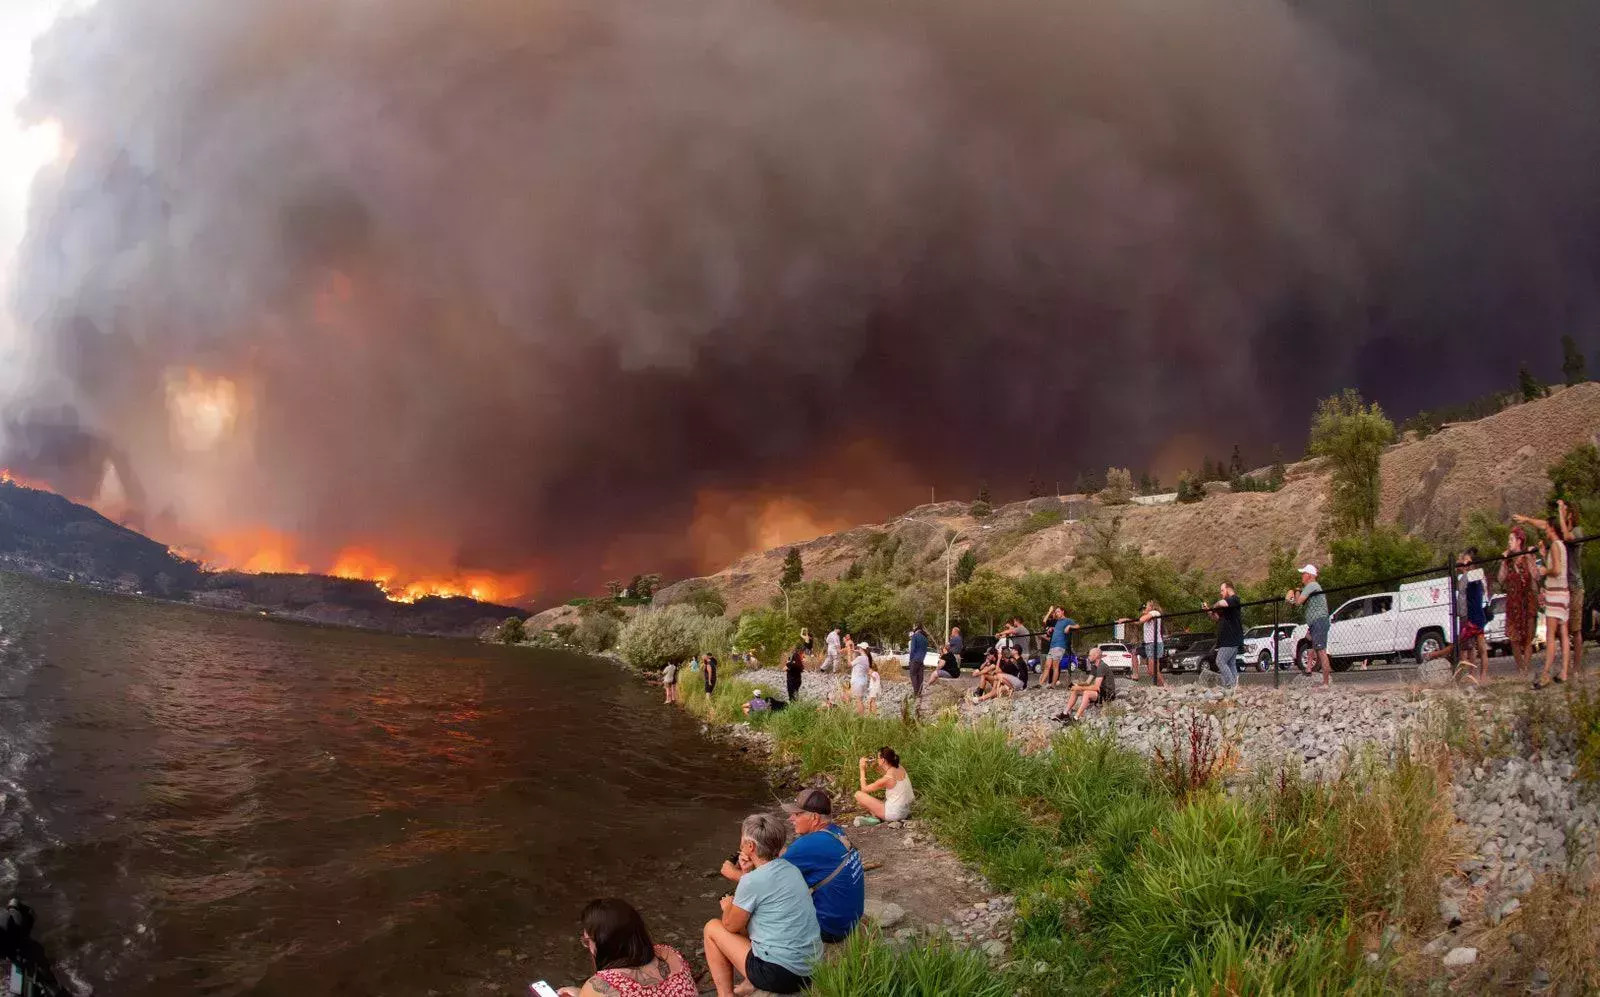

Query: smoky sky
[{"left": 4, "top": 0, "right": 1600, "bottom": 596}]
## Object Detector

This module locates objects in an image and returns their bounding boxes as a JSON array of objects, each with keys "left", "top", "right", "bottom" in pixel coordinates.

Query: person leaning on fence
[
  {"left": 1560, "top": 501, "right": 1585, "bottom": 674},
  {"left": 1136, "top": 600, "right": 1165, "bottom": 686},
  {"left": 1206, "top": 583, "right": 1243, "bottom": 690},
  {"left": 1498, "top": 527, "right": 1540, "bottom": 678},
  {"left": 1517, "top": 504, "right": 1573, "bottom": 689},
  {"left": 1287, "top": 565, "right": 1332, "bottom": 687}
]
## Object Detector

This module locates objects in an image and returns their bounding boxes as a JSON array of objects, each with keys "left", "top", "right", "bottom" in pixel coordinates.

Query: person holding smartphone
[{"left": 550, "top": 898, "right": 697, "bottom": 997}]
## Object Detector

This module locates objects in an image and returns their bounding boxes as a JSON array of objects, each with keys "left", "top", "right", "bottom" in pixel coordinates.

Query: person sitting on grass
[
  {"left": 556, "top": 898, "right": 698, "bottom": 997},
  {"left": 854, "top": 746, "right": 915, "bottom": 823},
  {"left": 703, "top": 813, "right": 821, "bottom": 997},
  {"left": 720, "top": 789, "right": 864, "bottom": 945},
  {"left": 1060, "top": 647, "right": 1116, "bottom": 721},
  {"left": 742, "top": 689, "right": 770, "bottom": 716}
]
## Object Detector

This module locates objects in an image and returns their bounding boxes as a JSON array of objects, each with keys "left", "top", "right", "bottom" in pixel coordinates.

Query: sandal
[
  {"left": 1532, "top": 679, "right": 1548, "bottom": 690},
  {"left": 1554, "top": 675, "right": 1566, "bottom": 684}
]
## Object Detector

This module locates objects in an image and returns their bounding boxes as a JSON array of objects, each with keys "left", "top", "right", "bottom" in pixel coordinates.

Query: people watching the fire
[
  {"left": 1205, "top": 585, "right": 1242, "bottom": 690},
  {"left": 557, "top": 898, "right": 698, "bottom": 997},
  {"left": 849, "top": 642, "right": 873, "bottom": 715},
  {"left": 701, "top": 653, "right": 719, "bottom": 696},
  {"left": 703, "top": 813, "right": 822, "bottom": 997},
  {"left": 660, "top": 660, "right": 679, "bottom": 705},
  {"left": 866, "top": 657, "right": 882, "bottom": 715},
  {"left": 1287, "top": 565, "right": 1331, "bottom": 686},
  {"left": 1498, "top": 527, "right": 1539, "bottom": 677},
  {"left": 972, "top": 649, "right": 1021, "bottom": 702},
  {"left": 799, "top": 627, "right": 814, "bottom": 664},
  {"left": 948, "top": 625, "right": 964, "bottom": 660},
  {"left": 785, "top": 644, "right": 806, "bottom": 702},
  {"left": 928, "top": 641, "right": 961, "bottom": 683},
  {"left": 1042, "top": 606, "right": 1076, "bottom": 688},
  {"left": 1422, "top": 549, "right": 1492, "bottom": 684},
  {"left": 822, "top": 626, "right": 841, "bottom": 673},
  {"left": 1517, "top": 504, "right": 1573, "bottom": 688},
  {"left": 907, "top": 622, "right": 930, "bottom": 700},
  {"left": 855, "top": 747, "right": 914, "bottom": 823},
  {"left": 720, "top": 789, "right": 865, "bottom": 945},
  {"left": 1060, "top": 646, "right": 1116, "bottom": 720},
  {"left": 742, "top": 689, "right": 772, "bottom": 716}
]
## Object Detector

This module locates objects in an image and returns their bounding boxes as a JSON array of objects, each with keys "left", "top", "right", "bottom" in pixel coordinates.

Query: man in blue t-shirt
[
  {"left": 721, "top": 788, "right": 864, "bottom": 944},
  {"left": 1042, "top": 607, "right": 1077, "bottom": 688}
]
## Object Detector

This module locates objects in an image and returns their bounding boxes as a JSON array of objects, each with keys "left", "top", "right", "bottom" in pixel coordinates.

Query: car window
[
  {"left": 1371, "top": 596, "right": 1393, "bottom": 614},
  {"left": 1332, "top": 599, "right": 1367, "bottom": 622}
]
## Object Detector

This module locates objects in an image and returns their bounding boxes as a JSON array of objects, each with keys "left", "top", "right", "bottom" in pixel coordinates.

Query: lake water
[{"left": 0, "top": 573, "right": 767, "bottom": 995}]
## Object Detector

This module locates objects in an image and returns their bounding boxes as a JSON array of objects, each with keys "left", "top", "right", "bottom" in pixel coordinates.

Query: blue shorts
[
  {"left": 1308, "top": 618, "right": 1330, "bottom": 650},
  {"left": 1141, "top": 642, "right": 1164, "bottom": 661}
]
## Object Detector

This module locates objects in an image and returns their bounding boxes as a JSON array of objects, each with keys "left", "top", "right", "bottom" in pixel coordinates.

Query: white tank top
[{"left": 884, "top": 771, "right": 914, "bottom": 820}]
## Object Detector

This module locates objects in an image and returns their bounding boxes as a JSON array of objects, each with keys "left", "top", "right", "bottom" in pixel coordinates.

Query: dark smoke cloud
[{"left": 5, "top": 0, "right": 1600, "bottom": 596}]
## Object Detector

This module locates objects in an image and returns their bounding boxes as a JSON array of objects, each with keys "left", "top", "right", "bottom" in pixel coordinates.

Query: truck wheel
[
  {"left": 1414, "top": 629, "right": 1445, "bottom": 662},
  {"left": 1257, "top": 650, "right": 1272, "bottom": 672},
  {"left": 1296, "top": 642, "right": 1314, "bottom": 671}
]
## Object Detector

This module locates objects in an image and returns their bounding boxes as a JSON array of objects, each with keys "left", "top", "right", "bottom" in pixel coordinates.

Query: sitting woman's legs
[
  {"left": 854, "top": 789, "right": 887, "bottom": 820},
  {"left": 703, "top": 919, "right": 753, "bottom": 997}
]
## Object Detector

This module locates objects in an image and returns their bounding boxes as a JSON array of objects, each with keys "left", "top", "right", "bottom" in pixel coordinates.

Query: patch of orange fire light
[{"left": 328, "top": 546, "right": 524, "bottom": 603}]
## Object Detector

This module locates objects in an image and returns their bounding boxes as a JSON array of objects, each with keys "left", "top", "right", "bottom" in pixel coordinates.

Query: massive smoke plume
[{"left": 4, "top": 0, "right": 1599, "bottom": 598}]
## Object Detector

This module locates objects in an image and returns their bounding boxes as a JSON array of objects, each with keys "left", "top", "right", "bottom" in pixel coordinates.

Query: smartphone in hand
[{"left": 530, "top": 982, "right": 560, "bottom": 997}]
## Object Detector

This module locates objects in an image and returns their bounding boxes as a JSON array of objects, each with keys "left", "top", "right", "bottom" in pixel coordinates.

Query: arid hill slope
[{"left": 657, "top": 384, "right": 1600, "bottom": 616}]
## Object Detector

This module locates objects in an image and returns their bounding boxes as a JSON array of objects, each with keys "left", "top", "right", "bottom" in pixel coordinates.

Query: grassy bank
[{"left": 679, "top": 673, "right": 1457, "bottom": 995}]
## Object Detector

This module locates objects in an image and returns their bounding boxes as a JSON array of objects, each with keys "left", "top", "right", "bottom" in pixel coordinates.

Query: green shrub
[
  {"left": 1568, "top": 685, "right": 1600, "bottom": 787},
  {"left": 809, "top": 929, "right": 1011, "bottom": 997},
  {"left": 572, "top": 612, "right": 619, "bottom": 653},
  {"left": 1174, "top": 921, "right": 1386, "bottom": 996},
  {"left": 970, "top": 500, "right": 993, "bottom": 518},
  {"left": 616, "top": 604, "right": 722, "bottom": 669},
  {"left": 1021, "top": 509, "right": 1064, "bottom": 534},
  {"left": 1094, "top": 794, "right": 1344, "bottom": 992},
  {"left": 494, "top": 617, "right": 526, "bottom": 644}
]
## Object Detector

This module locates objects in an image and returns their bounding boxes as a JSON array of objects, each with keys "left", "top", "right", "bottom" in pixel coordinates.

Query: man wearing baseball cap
[
  {"left": 721, "top": 788, "right": 864, "bottom": 943},
  {"left": 1287, "top": 564, "right": 1332, "bottom": 686}
]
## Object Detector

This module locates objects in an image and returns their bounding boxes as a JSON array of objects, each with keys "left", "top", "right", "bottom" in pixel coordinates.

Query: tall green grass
[{"left": 680, "top": 694, "right": 1446, "bottom": 995}]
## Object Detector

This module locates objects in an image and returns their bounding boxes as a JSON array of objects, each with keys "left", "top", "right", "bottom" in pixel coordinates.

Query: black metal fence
[{"left": 981, "top": 533, "right": 1597, "bottom": 688}]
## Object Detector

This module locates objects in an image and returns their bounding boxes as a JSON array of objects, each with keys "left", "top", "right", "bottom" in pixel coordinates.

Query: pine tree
[
  {"left": 1027, "top": 475, "right": 1042, "bottom": 499},
  {"left": 1562, "top": 335, "right": 1587, "bottom": 386},
  {"left": 1268, "top": 445, "right": 1286, "bottom": 489},
  {"left": 780, "top": 547, "right": 804, "bottom": 589},
  {"left": 1138, "top": 471, "right": 1156, "bottom": 495},
  {"left": 1518, "top": 364, "right": 1546, "bottom": 402},
  {"left": 977, "top": 482, "right": 991, "bottom": 505},
  {"left": 1229, "top": 445, "right": 1245, "bottom": 477},
  {"left": 1071, "top": 472, "right": 1089, "bottom": 495}
]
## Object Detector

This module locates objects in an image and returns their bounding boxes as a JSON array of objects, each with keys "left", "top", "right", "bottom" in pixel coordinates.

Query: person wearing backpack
[{"left": 720, "top": 789, "right": 864, "bottom": 944}]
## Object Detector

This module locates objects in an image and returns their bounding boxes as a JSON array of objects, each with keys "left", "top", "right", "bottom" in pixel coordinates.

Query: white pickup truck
[{"left": 1289, "top": 576, "right": 1454, "bottom": 672}]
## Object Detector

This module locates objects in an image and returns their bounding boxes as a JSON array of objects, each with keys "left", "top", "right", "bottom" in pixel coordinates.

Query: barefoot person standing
[{"left": 1288, "top": 565, "right": 1332, "bottom": 686}]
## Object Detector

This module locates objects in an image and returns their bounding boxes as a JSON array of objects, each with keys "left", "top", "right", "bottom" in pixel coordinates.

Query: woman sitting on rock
[
  {"left": 558, "top": 898, "right": 698, "bottom": 997},
  {"left": 854, "top": 746, "right": 914, "bottom": 823}
]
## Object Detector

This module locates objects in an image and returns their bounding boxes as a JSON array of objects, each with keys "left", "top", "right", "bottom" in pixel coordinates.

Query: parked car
[
  {"left": 1288, "top": 576, "right": 1453, "bottom": 672},
  {"left": 1096, "top": 642, "right": 1135, "bottom": 673},
  {"left": 1241, "top": 625, "right": 1297, "bottom": 671},
  {"left": 957, "top": 635, "right": 1000, "bottom": 667},
  {"left": 1175, "top": 638, "right": 1218, "bottom": 673}
]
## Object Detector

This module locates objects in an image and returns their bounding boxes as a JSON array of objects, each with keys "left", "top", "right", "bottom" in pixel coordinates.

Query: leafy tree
[
  {"left": 843, "top": 560, "right": 864, "bottom": 581},
  {"left": 1320, "top": 525, "right": 1437, "bottom": 593},
  {"left": 633, "top": 573, "right": 660, "bottom": 601},
  {"left": 1138, "top": 471, "right": 1157, "bottom": 495},
  {"left": 686, "top": 585, "right": 727, "bottom": 617},
  {"left": 1308, "top": 389, "right": 1395, "bottom": 536},
  {"left": 1456, "top": 509, "right": 1511, "bottom": 558},
  {"left": 1562, "top": 334, "right": 1588, "bottom": 386},
  {"left": 495, "top": 617, "right": 527, "bottom": 644},
  {"left": 970, "top": 500, "right": 993, "bottom": 518},
  {"left": 953, "top": 548, "right": 978, "bottom": 585},
  {"left": 733, "top": 609, "right": 797, "bottom": 661},
  {"left": 1268, "top": 446, "right": 1287, "bottom": 489},
  {"left": 1240, "top": 545, "right": 1306, "bottom": 626},
  {"left": 617, "top": 604, "right": 719, "bottom": 669},
  {"left": 1176, "top": 472, "right": 1206, "bottom": 504},
  {"left": 1071, "top": 472, "right": 1091, "bottom": 495},
  {"left": 780, "top": 547, "right": 804, "bottom": 589},
  {"left": 573, "top": 612, "right": 621, "bottom": 653},
  {"left": 951, "top": 570, "right": 1025, "bottom": 635},
  {"left": 1549, "top": 443, "right": 1600, "bottom": 503},
  {"left": 1100, "top": 467, "right": 1134, "bottom": 505},
  {"left": 1518, "top": 364, "right": 1547, "bottom": 402},
  {"left": 605, "top": 579, "right": 624, "bottom": 599},
  {"left": 1229, "top": 445, "right": 1245, "bottom": 477}
]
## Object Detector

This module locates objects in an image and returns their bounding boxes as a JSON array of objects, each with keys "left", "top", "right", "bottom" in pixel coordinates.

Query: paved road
[{"left": 1128, "top": 647, "right": 1596, "bottom": 691}]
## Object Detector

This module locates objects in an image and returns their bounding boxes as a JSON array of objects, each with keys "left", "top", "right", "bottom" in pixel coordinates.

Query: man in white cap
[
  {"left": 1287, "top": 565, "right": 1332, "bottom": 686},
  {"left": 743, "top": 688, "right": 772, "bottom": 715}
]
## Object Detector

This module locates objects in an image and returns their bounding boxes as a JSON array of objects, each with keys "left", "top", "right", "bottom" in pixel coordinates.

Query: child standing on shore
[{"left": 866, "top": 659, "right": 881, "bottom": 715}]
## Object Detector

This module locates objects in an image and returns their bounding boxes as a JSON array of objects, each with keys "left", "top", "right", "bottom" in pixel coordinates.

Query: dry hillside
[{"left": 653, "top": 384, "right": 1600, "bottom": 616}]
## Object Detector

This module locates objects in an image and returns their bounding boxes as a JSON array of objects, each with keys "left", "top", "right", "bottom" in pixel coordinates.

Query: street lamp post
[
  {"left": 779, "top": 583, "right": 791, "bottom": 619},
  {"left": 944, "top": 530, "right": 967, "bottom": 641}
]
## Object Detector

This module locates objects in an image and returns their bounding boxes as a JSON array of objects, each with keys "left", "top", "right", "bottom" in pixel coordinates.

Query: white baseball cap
[
  {"left": 1299, "top": 564, "right": 1319, "bottom": 577},
  {"left": 753, "top": 689, "right": 763, "bottom": 697}
]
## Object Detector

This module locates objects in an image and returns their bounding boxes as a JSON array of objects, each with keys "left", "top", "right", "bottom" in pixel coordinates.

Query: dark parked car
[
  {"left": 957, "top": 635, "right": 1000, "bottom": 666},
  {"left": 1175, "top": 638, "right": 1219, "bottom": 674}
]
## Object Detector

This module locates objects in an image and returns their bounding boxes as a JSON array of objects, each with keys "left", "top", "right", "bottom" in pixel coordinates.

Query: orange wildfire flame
[{"left": 0, "top": 467, "right": 50, "bottom": 491}]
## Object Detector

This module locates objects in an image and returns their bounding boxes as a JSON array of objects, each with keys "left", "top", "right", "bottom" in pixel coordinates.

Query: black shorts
[{"left": 745, "top": 952, "right": 810, "bottom": 994}]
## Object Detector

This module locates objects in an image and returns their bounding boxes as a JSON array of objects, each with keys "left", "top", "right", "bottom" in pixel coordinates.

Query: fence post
[
  {"left": 1446, "top": 552, "right": 1460, "bottom": 672},
  {"left": 1272, "top": 596, "right": 1281, "bottom": 689}
]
